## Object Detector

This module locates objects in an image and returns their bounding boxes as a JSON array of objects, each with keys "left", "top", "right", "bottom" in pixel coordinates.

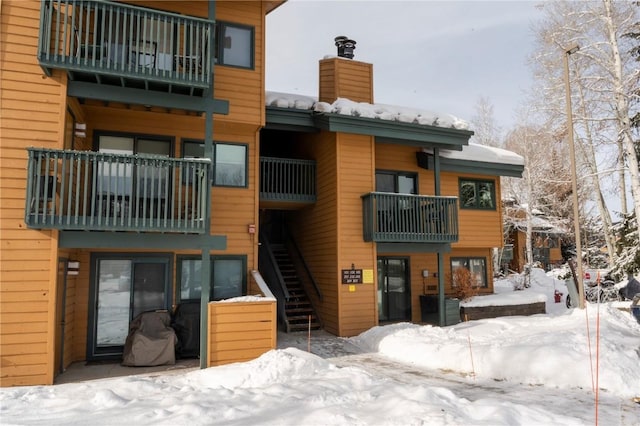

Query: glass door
[
  {"left": 377, "top": 257, "right": 411, "bottom": 322},
  {"left": 89, "top": 255, "right": 170, "bottom": 359}
]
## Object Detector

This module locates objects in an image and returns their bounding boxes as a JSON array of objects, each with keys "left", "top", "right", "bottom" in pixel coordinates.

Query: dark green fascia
[
  {"left": 314, "top": 114, "right": 473, "bottom": 147},
  {"left": 59, "top": 231, "right": 227, "bottom": 250},
  {"left": 265, "top": 107, "right": 318, "bottom": 132},
  {"left": 377, "top": 242, "right": 452, "bottom": 254},
  {"left": 430, "top": 156, "right": 524, "bottom": 178},
  {"left": 68, "top": 81, "right": 229, "bottom": 114},
  {"left": 375, "top": 136, "right": 464, "bottom": 151}
]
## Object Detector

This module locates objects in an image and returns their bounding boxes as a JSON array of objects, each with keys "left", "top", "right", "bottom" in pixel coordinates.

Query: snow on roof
[
  {"left": 265, "top": 91, "right": 524, "bottom": 167},
  {"left": 433, "top": 142, "right": 525, "bottom": 166},
  {"left": 265, "top": 91, "right": 470, "bottom": 130}
]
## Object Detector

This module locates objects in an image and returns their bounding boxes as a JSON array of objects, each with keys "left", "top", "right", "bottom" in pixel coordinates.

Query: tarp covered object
[{"left": 122, "top": 311, "right": 177, "bottom": 366}]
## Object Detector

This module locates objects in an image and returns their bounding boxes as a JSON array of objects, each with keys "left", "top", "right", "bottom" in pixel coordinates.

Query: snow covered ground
[{"left": 1, "top": 269, "right": 639, "bottom": 425}]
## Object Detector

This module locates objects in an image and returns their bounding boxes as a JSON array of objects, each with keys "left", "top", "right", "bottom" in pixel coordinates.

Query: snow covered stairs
[{"left": 270, "top": 244, "right": 321, "bottom": 332}]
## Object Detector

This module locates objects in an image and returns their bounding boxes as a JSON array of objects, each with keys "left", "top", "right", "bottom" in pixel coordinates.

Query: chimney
[{"left": 319, "top": 36, "right": 373, "bottom": 104}]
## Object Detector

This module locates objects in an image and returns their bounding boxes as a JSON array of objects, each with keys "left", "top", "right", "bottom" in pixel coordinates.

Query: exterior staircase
[{"left": 271, "top": 243, "right": 321, "bottom": 332}]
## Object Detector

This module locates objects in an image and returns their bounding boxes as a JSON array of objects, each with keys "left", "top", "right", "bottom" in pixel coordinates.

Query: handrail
[
  {"left": 361, "top": 192, "right": 459, "bottom": 243},
  {"left": 260, "top": 156, "right": 316, "bottom": 202},
  {"left": 286, "top": 229, "right": 323, "bottom": 302},
  {"left": 38, "top": 0, "right": 213, "bottom": 87},
  {"left": 250, "top": 270, "right": 276, "bottom": 299},
  {"left": 25, "top": 148, "right": 210, "bottom": 233},
  {"left": 259, "top": 236, "right": 290, "bottom": 300},
  {"left": 258, "top": 234, "right": 290, "bottom": 332}
]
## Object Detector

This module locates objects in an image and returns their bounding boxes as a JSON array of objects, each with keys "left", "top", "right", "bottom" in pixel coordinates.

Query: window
[
  {"left": 178, "top": 256, "right": 247, "bottom": 302},
  {"left": 376, "top": 170, "right": 417, "bottom": 194},
  {"left": 215, "top": 22, "right": 254, "bottom": 68},
  {"left": 451, "top": 257, "right": 487, "bottom": 288},
  {"left": 182, "top": 140, "right": 247, "bottom": 187},
  {"left": 459, "top": 179, "right": 495, "bottom": 210}
]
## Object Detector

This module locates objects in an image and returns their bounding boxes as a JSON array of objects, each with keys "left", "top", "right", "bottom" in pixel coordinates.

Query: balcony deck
[
  {"left": 362, "top": 192, "right": 459, "bottom": 243},
  {"left": 38, "top": 0, "right": 213, "bottom": 96},
  {"left": 25, "top": 148, "right": 210, "bottom": 234},
  {"left": 259, "top": 157, "right": 316, "bottom": 207}
]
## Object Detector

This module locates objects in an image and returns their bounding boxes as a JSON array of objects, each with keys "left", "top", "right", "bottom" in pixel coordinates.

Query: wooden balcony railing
[
  {"left": 362, "top": 192, "right": 459, "bottom": 243},
  {"left": 38, "top": 0, "right": 213, "bottom": 89},
  {"left": 260, "top": 157, "right": 316, "bottom": 203},
  {"left": 25, "top": 148, "right": 210, "bottom": 233}
]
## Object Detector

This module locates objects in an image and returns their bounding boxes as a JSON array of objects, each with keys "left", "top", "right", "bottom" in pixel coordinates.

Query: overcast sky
[{"left": 266, "top": 0, "right": 543, "bottom": 131}]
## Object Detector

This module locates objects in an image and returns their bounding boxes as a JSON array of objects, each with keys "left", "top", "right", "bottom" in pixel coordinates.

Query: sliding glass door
[{"left": 88, "top": 254, "right": 170, "bottom": 359}]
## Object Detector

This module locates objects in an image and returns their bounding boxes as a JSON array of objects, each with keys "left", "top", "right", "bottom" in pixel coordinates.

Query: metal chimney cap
[{"left": 335, "top": 36, "right": 356, "bottom": 59}]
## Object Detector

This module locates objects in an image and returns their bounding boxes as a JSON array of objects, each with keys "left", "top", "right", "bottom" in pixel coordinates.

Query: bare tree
[
  {"left": 470, "top": 96, "right": 503, "bottom": 147},
  {"left": 528, "top": 0, "right": 639, "bottom": 266}
]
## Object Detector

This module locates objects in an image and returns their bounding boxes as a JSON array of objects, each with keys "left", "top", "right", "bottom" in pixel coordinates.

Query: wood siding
[
  {"left": 290, "top": 132, "right": 340, "bottom": 335},
  {"left": 215, "top": 1, "right": 265, "bottom": 127},
  {"left": 441, "top": 172, "right": 503, "bottom": 248},
  {"left": 319, "top": 58, "right": 373, "bottom": 104},
  {"left": 1, "top": 0, "right": 66, "bottom": 387},
  {"left": 207, "top": 300, "right": 276, "bottom": 366},
  {"left": 336, "top": 133, "right": 377, "bottom": 336}
]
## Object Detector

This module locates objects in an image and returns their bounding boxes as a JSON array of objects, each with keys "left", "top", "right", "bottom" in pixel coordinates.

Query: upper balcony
[
  {"left": 38, "top": 0, "right": 213, "bottom": 96},
  {"left": 259, "top": 157, "right": 317, "bottom": 209},
  {"left": 362, "top": 192, "right": 459, "bottom": 244},
  {"left": 25, "top": 148, "right": 210, "bottom": 234}
]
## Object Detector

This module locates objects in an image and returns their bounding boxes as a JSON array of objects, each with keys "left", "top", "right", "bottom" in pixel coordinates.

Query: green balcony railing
[
  {"left": 260, "top": 157, "right": 316, "bottom": 203},
  {"left": 25, "top": 148, "right": 210, "bottom": 233},
  {"left": 38, "top": 0, "right": 213, "bottom": 89},
  {"left": 362, "top": 192, "right": 459, "bottom": 243}
]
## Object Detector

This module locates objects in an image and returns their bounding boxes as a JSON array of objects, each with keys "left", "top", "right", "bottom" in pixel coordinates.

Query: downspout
[
  {"left": 433, "top": 148, "right": 446, "bottom": 326},
  {"left": 199, "top": 0, "right": 216, "bottom": 369}
]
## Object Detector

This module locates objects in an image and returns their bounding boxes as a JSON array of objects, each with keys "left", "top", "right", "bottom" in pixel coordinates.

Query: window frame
[
  {"left": 450, "top": 257, "right": 488, "bottom": 288},
  {"left": 182, "top": 139, "right": 248, "bottom": 188},
  {"left": 215, "top": 21, "right": 255, "bottom": 69},
  {"left": 375, "top": 170, "right": 418, "bottom": 194},
  {"left": 176, "top": 255, "right": 247, "bottom": 303},
  {"left": 458, "top": 178, "right": 496, "bottom": 210}
]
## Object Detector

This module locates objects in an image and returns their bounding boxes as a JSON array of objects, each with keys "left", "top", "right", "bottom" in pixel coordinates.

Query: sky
[
  {"left": 1, "top": 269, "right": 639, "bottom": 425},
  {"left": 266, "top": 0, "right": 542, "bottom": 130}
]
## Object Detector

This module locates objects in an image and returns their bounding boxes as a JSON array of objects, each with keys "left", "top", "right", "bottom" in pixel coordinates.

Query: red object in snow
[{"left": 554, "top": 290, "right": 563, "bottom": 303}]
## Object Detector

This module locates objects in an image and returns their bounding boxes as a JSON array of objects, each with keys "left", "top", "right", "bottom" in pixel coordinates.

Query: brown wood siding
[
  {"left": 441, "top": 172, "right": 503, "bottom": 248},
  {"left": 336, "top": 133, "right": 377, "bottom": 336},
  {"left": 319, "top": 58, "right": 373, "bottom": 104},
  {"left": 214, "top": 1, "right": 264, "bottom": 127},
  {"left": 207, "top": 300, "right": 276, "bottom": 366},
  {"left": 0, "top": 0, "right": 66, "bottom": 387},
  {"left": 289, "top": 132, "right": 340, "bottom": 335}
]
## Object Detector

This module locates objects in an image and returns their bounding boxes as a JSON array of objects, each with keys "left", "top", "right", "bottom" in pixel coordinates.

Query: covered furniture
[{"left": 122, "top": 310, "right": 176, "bottom": 366}]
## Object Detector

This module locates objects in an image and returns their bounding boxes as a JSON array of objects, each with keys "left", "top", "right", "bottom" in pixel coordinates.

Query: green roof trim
[
  {"left": 266, "top": 106, "right": 472, "bottom": 147},
  {"left": 419, "top": 155, "right": 524, "bottom": 177},
  {"left": 314, "top": 114, "right": 472, "bottom": 147}
]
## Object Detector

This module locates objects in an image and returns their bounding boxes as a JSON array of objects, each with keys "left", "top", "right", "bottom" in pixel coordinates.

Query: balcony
[
  {"left": 38, "top": 0, "right": 213, "bottom": 95},
  {"left": 362, "top": 192, "right": 459, "bottom": 243},
  {"left": 25, "top": 148, "right": 210, "bottom": 234},
  {"left": 260, "top": 157, "right": 316, "bottom": 206}
]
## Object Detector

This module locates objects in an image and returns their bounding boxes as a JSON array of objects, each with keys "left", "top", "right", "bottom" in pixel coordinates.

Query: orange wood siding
[
  {"left": 336, "top": 133, "right": 377, "bottom": 336},
  {"left": 319, "top": 58, "right": 373, "bottom": 104},
  {"left": 0, "top": 0, "right": 66, "bottom": 387},
  {"left": 290, "top": 132, "right": 340, "bottom": 335},
  {"left": 441, "top": 172, "right": 503, "bottom": 248},
  {"left": 214, "top": 1, "right": 265, "bottom": 127},
  {"left": 207, "top": 300, "right": 276, "bottom": 366}
]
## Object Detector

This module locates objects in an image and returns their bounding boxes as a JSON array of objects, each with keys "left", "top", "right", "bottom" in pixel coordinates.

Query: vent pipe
[{"left": 335, "top": 36, "right": 356, "bottom": 59}]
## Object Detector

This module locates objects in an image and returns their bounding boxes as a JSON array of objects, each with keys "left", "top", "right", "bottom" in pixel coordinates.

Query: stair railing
[
  {"left": 258, "top": 234, "right": 291, "bottom": 332},
  {"left": 286, "top": 229, "right": 323, "bottom": 302}
]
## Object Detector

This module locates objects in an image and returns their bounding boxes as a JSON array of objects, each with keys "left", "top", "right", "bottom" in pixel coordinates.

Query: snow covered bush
[{"left": 609, "top": 212, "right": 639, "bottom": 280}]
